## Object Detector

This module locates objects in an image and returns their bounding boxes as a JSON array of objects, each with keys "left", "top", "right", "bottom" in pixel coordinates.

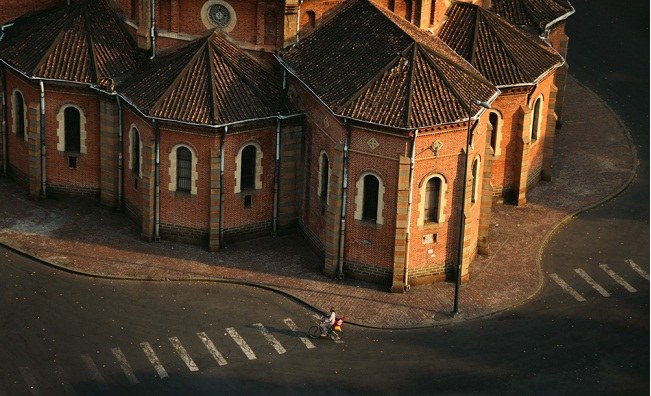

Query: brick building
[{"left": 0, "top": 0, "right": 572, "bottom": 292}]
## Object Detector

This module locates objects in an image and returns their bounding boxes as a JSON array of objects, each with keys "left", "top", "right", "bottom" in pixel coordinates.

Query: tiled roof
[
  {"left": 438, "top": 2, "right": 563, "bottom": 87},
  {"left": 279, "top": 0, "right": 498, "bottom": 129},
  {"left": 490, "top": 0, "right": 574, "bottom": 33},
  {"left": 0, "top": 0, "right": 142, "bottom": 84},
  {"left": 119, "top": 31, "right": 292, "bottom": 126}
]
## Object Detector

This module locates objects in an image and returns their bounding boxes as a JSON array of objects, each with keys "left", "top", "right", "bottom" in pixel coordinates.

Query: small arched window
[
  {"left": 306, "top": 11, "right": 316, "bottom": 28},
  {"left": 241, "top": 145, "right": 256, "bottom": 190},
  {"left": 319, "top": 153, "right": 329, "bottom": 203},
  {"left": 489, "top": 112, "right": 499, "bottom": 153},
  {"left": 362, "top": 174, "right": 379, "bottom": 222},
  {"left": 132, "top": 128, "right": 140, "bottom": 175},
  {"left": 425, "top": 177, "right": 442, "bottom": 223},
  {"left": 64, "top": 107, "right": 81, "bottom": 153},
  {"left": 471, "top": 157, "right": 480, "bottom": 204},
  {"left": 531, "top": 97, "right": 542, "bottom": 141},
  {"left": 13, "top": 91, "right": 25, "bottom": 140},
  {"left": 176, "top": 147, "right": 192, "bottom": 192}
]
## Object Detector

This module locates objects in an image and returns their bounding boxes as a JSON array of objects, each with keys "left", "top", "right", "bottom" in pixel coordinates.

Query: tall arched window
[
  {"left": 531, "top": 97, "right": 542, "bottom": 141},
  {"left": 319, "top": 152, "right": 329, "bottom": 203},
  {"left": 132, "top": 128, "right": 140, "bottom": 175},
  {"left": 425, "top": 177, "right": 442, "bottom": 223},
  {"left": 176, "top": 147, "right": 192, "bottom": 192},
  {"left": 489, "top": 112, "right": 499, "bottom": 153},
  {"left": 362, "top": 174, "right": 379, "bottom": 222},
  {"left": 63, "top": 107, "right": 81, "bottom": 153},
  {"left": 306, "top": 11, "right": 316, "bottom": 28},
  {"left": 264, "top": 10, "right": 277, "bottom": 46},
  {"left": 471, "top": 157, "right": 480, "bottom": 204},
  {"left": 13, "top": 91, "right": 25, "bottom": 140},
  {"left": 241, "top": 145, "right": 256, "bottom": 190}
]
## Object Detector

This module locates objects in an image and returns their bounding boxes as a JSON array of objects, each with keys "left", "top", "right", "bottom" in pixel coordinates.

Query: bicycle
[{"left": 308, "top": 317, "right": 344, "bottom": 341}]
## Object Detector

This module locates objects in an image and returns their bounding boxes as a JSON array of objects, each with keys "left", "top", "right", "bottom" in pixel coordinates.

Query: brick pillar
[
  {"left": 459, "top": 150, "right": 473, "bottom": 283},
  {"left": 208, "top": 145, "right": 221, "bottom": 252},
  {"left": 322, "top": 142, "right": 344, "bottom": 278},
  {"left": 283, "top": 0, "right": 299, "bottom": 47},
  {"left": 0, "top": 72, "right": 4, "bottom": 174},
  {"left": 99, "top": 98, "right": 119, "bottom": 208},
  {"left": 391, "top": 156, "right": 410, "bottom": 292},
  {"left": 27, "top": 103, "right": 42, "bottom": 200},
  {"left": 478, "top": 131, "right": 495, "bottom": 255},
  {"left": 170, "top": 0, "right": 180, "bottom": 32},
  {"left": 541, "top": 85, "right": 559, "bottom": 181},
  {"left": 140, "top": 143, "right": 156, "bottom": 241},
  {"left": 516, "top": 104, "right": 533, "bottom": 206},
  {"left": 554, "top": 34, "right": 570, "bottom": 128},
  {"left": 278, "top": 126, "right": 302, "bottom": 230},
  {"left": 136, "top": 0, "right": 152, "bottom": 51}
]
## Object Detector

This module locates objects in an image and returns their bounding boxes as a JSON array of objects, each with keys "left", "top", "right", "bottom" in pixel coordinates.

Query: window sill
[
  {"left": 419, "top": 222, "right": 444, "bottom": 230},
  {"left": 355, "top": 219, "right": 382, "bottom": 229}
]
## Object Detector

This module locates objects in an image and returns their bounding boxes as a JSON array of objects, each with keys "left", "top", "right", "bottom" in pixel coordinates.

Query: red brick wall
[
  {"left": 5, "top": 72, "right": 38, "bottom": 183},
  {"left": 0, "top": 0, "right": 61, "bottom": 25},
  {"left": 526, "top": 74, "right": 556, "bottom": 185},
  {"left": 122, "top": 108, "right": 150, "bottom": 219}
]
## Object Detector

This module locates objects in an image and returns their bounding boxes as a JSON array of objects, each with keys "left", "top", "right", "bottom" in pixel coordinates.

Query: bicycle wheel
[{"left": 308, "top": 325, "right": 322, "bottom": 339}]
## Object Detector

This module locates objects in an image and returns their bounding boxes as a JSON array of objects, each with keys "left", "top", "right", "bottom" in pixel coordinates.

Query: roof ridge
[
  {"left": 82, "top": 1, "right": 100, "bottom": 83},
  {"left": 31, "top": 5, "right": 81, "bottom": 77},
  {"left": 404, "top": 43, "right": 419, "bottom": 128}
]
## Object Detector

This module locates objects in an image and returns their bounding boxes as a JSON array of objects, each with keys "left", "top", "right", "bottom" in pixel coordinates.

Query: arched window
[
  {"left": 425, "top": 177, "right": 442, "bottom": 223},
  {"left": 306, "top": 11, "right": 316, "bottom": 28},
  {"left": 362, "top": 174, "right": 379, "bottom": 222},
  {"left": 319, "top": 152, "right": 329, "bottom": 203},
  {"left": 13, "top": 91, "right": 25, "bottom": 140},
  {"left": 176, "top": 147, "right": 192, "bottom": 193},
  {"left": 264, "top": 10, "right": 277, "bottom": 46},
  {"left": 471, "top": 157, "right": 480, "bottom": 204},
  {"left": 531, "top": 97, "right": 542, "bottom": 141},
  {"left": 64, "top": 107, "right": 80, "bottom": 153},
  {"left": 489, "top": 112, "right": 498, "bottom": 153},
  {"left": 241, "top": 145, "right": 256, "bottom": 190},
  {"left": 131, "top": 128, "right": 140, "bottom": 175}
]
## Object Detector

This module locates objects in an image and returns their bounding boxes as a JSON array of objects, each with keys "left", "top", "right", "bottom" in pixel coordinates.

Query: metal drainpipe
[
  {"left": 296, "top": 0, "right": 302, "bottom": 44},
  {"left": 403, "top": 129, "right": 418, "bottom": 291},
  {"left": 1, "top": 68, "right": 7, "bottom": 176},
  {"left": 154, "top": 120, "right": 160, "bottom": 241},
  {"left": 149, "top": 0, "right": 156, "bottom": 59},
  {"left": 336, "top": 118, "right": 351, "bottom": 279},
  {"left": 116, "top": 95, "right": 123, "bottom": 211},
  {"left": 272, "top": 117, "right": 281, "bottom": 234},
  {"left": 219, "top": 125, "right": 227, "bottom": 247},
  {"left": 39, "top": 80, "right": 46, "bottom": 198}
]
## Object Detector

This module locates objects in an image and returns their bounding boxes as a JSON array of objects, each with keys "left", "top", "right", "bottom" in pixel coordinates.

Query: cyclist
[{"left": 320, "top": 307, "right": 336, "bottom": 335}]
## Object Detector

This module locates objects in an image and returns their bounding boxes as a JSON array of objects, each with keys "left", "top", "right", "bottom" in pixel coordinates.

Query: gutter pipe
[
  {"left": 39, "top": 80, "right": 46, "bottom": 198},
  {"left": 150, "top": 0, "right": 156, "bottom": 59},
  {"left": 272, "top": 117, "right": 281, "bottom": 234},
  {"left": 116, "top": 95, "right": 124, "bottom": 211},
  {"left": 337, "top": 118, "right": 351, "bottom": 279},
  {"left": 219, "top": 125, "right": 227, "bottom": 247},
  {"left": 403, "top": 129, "right": 418, "bottom": 291},
  {"left": 1, "top": 68, "right": 7, "bottom": 176},
  {"left": 154, "top": 120, "right": 160, "bottom": 241}
]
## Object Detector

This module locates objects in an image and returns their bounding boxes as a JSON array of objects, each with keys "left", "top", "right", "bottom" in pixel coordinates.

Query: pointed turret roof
[
  {"left": 439, "top": 2, "right": 563, "bottom": 87},
  {"left": 279, "top": 0, "right": 498, "bottom": 130},
  {"left": 119, "top": 31, "right": 292, "bottom": 126},
  {"left": 0, "top": 0, "right": 142, "bottom": 84},
  {"left": 490, "top": 0, "right": 574, "bottom": 34}
]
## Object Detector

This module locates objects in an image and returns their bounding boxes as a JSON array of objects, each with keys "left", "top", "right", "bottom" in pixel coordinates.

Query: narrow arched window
[
  {"left": 362, "top": 174, "right": 379, "bottom": 222},
  {"left": 489, "top": 112, "right": 498, "bottom": 153},
  {"left": 425, "top": 177, "right": 441, "bottom": 223},
  {"left": 64, "top": 107, "right": 81, "bottom": 153},
  {"left": 177, "top": 147, "right": 192, "bottom": 192},
  {"left": 14, "top": 91, "right": 25, "bottom": 140},
  {"left": 320, "top": 153, "right": 329, "bottom": 202},
  {"left": 241, "top": 145, "right": 256, "bottom": 190},
  {"left": 264, "top": 10, "right": 277, "bottom": 46},
  {"left": 471, "top": 158, "right": 480, "bottom": 204},
  {"left": 531, "top": 97, "right": 542, "bottom": 141},
  {"left": 307, "top": 11, "right": 316, "bottom": 28},
  {"left": 132, "top": 129, "right": 140, "bottom": 175}
]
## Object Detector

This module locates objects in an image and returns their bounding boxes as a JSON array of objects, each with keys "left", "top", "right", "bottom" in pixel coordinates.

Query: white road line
[
  {"left": 168, "top": 337, "right": 199, "bottom": 372},
  {"left": 197, "top": 332, "right": 228, "bottom": 366},
  {"left": 600, "top": 264, "right": 637, "bottom": 292},
  {"left": 18, "top": 366, "right": 39, "bottom": 395},
  {"left": 574, "top": 268, "right": 610, "bottom": 297},
  {"left": 253, "top": 323, "right": 287, "bottom": 354},
  {"left": 626, "top": 259, "right": 649, "bottom": 281},
  {"left": 52, "top": 360, "right": 77, "bottom": 396},
  {"left": 283, "top": 318, "right": 315, "bottom": 349},
  {"left": 549, "top": 273, "right": 586, "bottom": 302},
  {"left": 111, "top": 347, "right": 139, "bottom": 385},
  {"left": 80, "top": 354, "right": 107, "bottom": 391},
  {"left": 140, "top": 342, "right": 168, "bottom": 379},
  {"left": 226, "top": 327, "right": 257, "bottom": 360}
]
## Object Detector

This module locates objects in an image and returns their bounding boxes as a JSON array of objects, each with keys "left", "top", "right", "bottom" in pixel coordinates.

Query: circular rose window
[
  {"left": 201, "top": 1, "right": 237, "bottom": 32},
  {"left": 208, "top": 4, "right": 231, "bottom": 28}
]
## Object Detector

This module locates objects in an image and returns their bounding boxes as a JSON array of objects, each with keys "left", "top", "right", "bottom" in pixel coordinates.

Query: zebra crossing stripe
[
  {"left": 168, "top": 337, "right": 199, "bottom": 372},
  {"left": 600, "top": 264, "right": 637, "bottom": 292},
  {"left": 626, "top": 259, "right": 649, "bottom": 281},
  {"left": 574, "top": 268, "right": 610, "bottom": 297},
  {"left": 283, "top": 318, "right": 315, "bottom": 349},
  {"left": 140, "top": 342, "right": 169, "bottom": 379},
  {"left": 549, "top": 273, "right": 586, "bottom": 302},
  {"left": 253, "top": 323, "right": 287, "bottom": 354},
  {"left": 80, "top": 354, "right": 107, "bottom": 391},
  {"left": 197, "top": 332, "right": 228, "bottom": 366},
  {"left": 52, "top": 360, "right": 77, "bottom": 396},
  {"left": 226, "top": 327, "right": 257, "bottom": 360},
  {"left": 111, "top": 347, "right": 139, "bottom": 385},
  {"left": 18, "top": 366, "right": 39, "bottom": 395}
]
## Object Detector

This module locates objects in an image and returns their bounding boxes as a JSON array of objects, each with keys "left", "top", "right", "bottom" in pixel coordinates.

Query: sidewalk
[{"left": 0, "top": 76, "right": 636, "bottom": 328}]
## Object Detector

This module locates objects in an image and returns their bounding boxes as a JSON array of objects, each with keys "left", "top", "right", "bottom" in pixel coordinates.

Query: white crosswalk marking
[
  {"left": 80, "top": 354, "right": 107, "bottom": 391},
  {"left": 549, "top": 273, "right": 586, "bottom": 302},
  {"left": 111, "top": 347, "right": 139, "bottom": 385},
  {"left": 52, "top": 360, "right": 77, "bottom": 395},
  {"left": 18, "top": 366, "right": 39, "bottom": 395},
  {"left": 168, "top": 337, "right": 199, "bottom": 372},
  {"left": 253, "top": 323, "right": 287, "bottom": 354},
  {"left": 600, "top": 264, "right": 637, "bottom": 292},
  {"left": 575, "top": 268, "right": 610, "bottom": 297},
  {"left": 226, "top": 327, "right": 257, "bottom": 360},
  {"left": 197, "top": 332, "right": 228, "bottom": 366},
  {"left": 283, "top": 318, "right": 315, "bottom": 349},
  {"left": 140, "top": 342, "right": 168, "bottom": 379},
  {"left": 626, "top": 259, "right": 649, "bottom": 281}
]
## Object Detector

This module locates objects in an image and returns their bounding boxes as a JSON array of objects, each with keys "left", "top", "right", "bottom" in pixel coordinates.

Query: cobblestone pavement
[{"left": 0, "top": 76, "right": 636, "bottom": 328}]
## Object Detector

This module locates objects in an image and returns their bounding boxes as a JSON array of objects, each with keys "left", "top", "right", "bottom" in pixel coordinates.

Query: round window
[
  {"left": 201, "top": 1, "right": 237, "bottom": 32},
  {"left": 208, "top": 4, "right": 231, "bottom": 28}
]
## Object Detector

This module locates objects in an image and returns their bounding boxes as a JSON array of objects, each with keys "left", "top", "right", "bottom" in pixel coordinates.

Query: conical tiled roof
[
  {"left": 279, "top": 0, "right": 498, "bottom": 130},
  {"left": 490, "top": 0, "right": 574, "bottom": 33},
  {"left": 439, "top": 2, "right": 563, "bottom": 87},
  {"left": 0, "top": 0, "right": 142, "bottom": 84},
  {"left": 119, "top": 31, "right": 291, "bottom": 126}
]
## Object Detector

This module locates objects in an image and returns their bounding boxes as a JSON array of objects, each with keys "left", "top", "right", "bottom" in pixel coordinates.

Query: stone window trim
[
  {"left": 234, "top": 142, "right": 263, "bottom": 194},
  {"left": 168, "top": 143, "right": 198, "bottom": 195},
  {"left": 417, "top": 173, "right": 448, "bottom": 227},
  {"left": 471, "top": 155, "right": 481, "bottom": 205},
  {"left": 317, "top": 150, "right": 330, "bottom": 205},
  {"left": 128, "top": 124, "right": 142, "bottom": 178},
  {"left": 353, "top": 171, "right": 385, "bottom": 226},
  {"left": 11, "top": 88, "right": 27, "bottom": 141},
  {"left": 56, "top": 104, "right": 87, "bottom": 154},
  {"left": 529, "top": 94, "right": 544, "bottom": 145},
  {"left": 488, "top": 110, "right": 503, "bottom": 157},
  {"left": 200, "top": 0, "right": 237, "bottom": 32}
]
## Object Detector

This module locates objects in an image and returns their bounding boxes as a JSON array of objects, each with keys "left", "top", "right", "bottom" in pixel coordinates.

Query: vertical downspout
[
  {"left": 116, "top": 95, "right": 123, "bottom": 211},
  {"left": 149, "top": 0, "right": 156, "bottom": 59},
  {"left": 337, "top": 118, "right": 351, "bottom": 279},
  {"left": 296, "top": 0, "right": 302, "bottom": 44},
  {"left": 219, "top": 125, "right": 227, "bottom": 247},
  {"left": 1, "top": 68, "right": 7, "bottom": 176},
  {"left": 39, "top": 80, "right": 46, "bottom": 198},
  {"left": 403, "top": 129, "right": 418, "bottom": 291},
  {"left": 153, "top": 120, "right": 160, "bottom": 241},
  {"left": 272, "top": 117, "right": 281, "bottom": 234}
]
